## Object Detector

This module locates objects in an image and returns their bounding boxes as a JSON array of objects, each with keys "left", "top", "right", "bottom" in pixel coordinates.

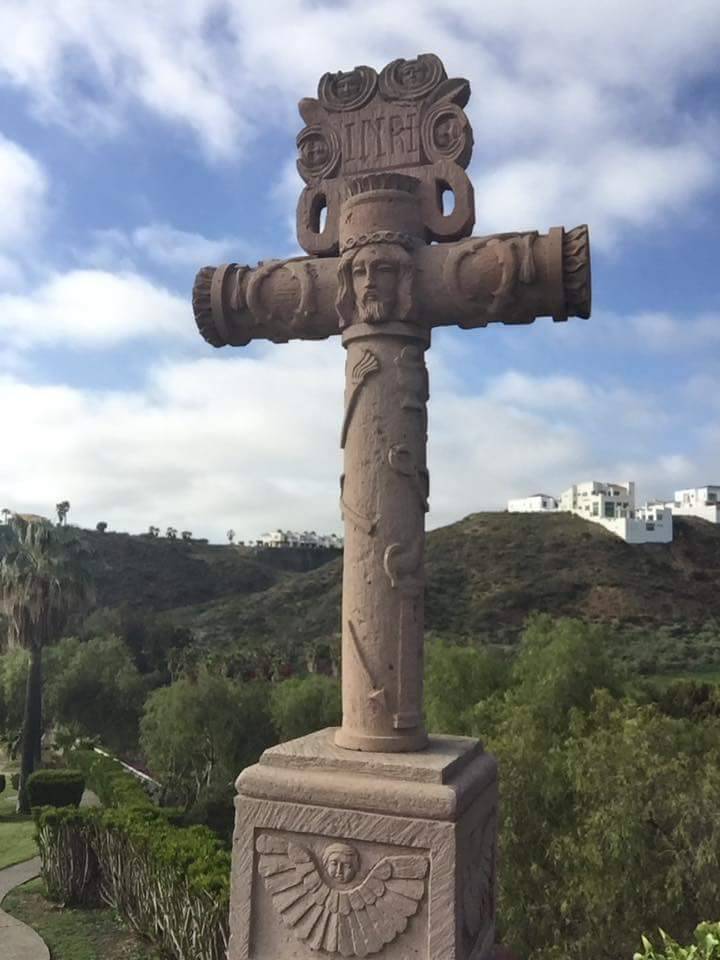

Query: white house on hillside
[
  {"left": 258, "top": 529, "right": 343, "bottom": 549},
  {"left": 507, "top": 494, "right": 559, "bottom": 513},
  {"left": 561, "top": 480, "right": 672, "bottom": 544},
  {"left": 666, "top": 486, "right": 720, "bottom": 524}
]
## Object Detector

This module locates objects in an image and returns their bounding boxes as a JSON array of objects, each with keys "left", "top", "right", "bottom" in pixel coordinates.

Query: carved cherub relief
[{"left": 256, "top": 833, "right": 428, "bottom": 956}]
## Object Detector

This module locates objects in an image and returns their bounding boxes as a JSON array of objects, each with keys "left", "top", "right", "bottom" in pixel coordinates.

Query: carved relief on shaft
[
  {"left": 348, "top": 619, "right": 387, "bottom": 710},
  {"left": 341, "top": 349, "right": 380, "bottom": 448}
]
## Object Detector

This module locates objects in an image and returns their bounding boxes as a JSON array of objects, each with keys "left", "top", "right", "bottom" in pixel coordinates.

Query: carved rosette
[{"left": 255, "top": 833, "right": 428, "bottom": 955}]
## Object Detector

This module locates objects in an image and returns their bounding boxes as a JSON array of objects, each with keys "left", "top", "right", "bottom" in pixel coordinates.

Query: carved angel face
[
  {"left": 322, "top": 843, "right": 359, "bottom": 884},
  {"left": 300, "top": 133, "right": 330, "bottom": 171},
  {"left": 334, "top": 71, "right": 362, "bottom": 102},
  {"left": 399, "top": 59, "right": 428, "bottom": 87}
]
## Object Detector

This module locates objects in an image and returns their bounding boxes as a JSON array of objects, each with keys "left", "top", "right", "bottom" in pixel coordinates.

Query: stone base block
[{"left": 229, "top": 728, "right": 497, "bottom": 960}]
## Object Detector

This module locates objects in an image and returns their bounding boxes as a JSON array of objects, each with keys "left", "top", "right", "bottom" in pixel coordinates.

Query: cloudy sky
[{"left": 0, "top": 0, "right": 718, "bottom": 542}]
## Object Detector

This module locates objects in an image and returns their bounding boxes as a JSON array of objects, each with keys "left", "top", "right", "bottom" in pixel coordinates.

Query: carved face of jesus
[
  {"left": 351, "top": 245, "right": 401, "bottom": 324},
  {"left": 323, "top": 844, "right": 359, "bottom": 884}
]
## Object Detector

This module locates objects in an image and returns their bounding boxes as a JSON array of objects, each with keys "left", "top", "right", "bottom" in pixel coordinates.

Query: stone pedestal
[{"left": 230, "top": 729, "right": 497, "bottom": 960}]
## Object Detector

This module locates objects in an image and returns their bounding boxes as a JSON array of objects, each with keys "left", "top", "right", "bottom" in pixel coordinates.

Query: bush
[
  {"left": 35, "top": 804, "right": 230, "bottom": 960},
  {"left": 634, "top": 923, "right": 720, "bottom": 959},
  {"left": 27, "top": 769, "right": 85, "bottom": 808},
  {"left": 270, "top": 674, "right": 341, "bottom": 741},
  {"left": 69, "top": 749, "right": 152, "bottom": 808}
]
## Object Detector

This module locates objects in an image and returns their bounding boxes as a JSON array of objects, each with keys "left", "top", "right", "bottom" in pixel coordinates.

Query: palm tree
[{"left": 0, "top": 515, "right": 92, "bottom": 812}]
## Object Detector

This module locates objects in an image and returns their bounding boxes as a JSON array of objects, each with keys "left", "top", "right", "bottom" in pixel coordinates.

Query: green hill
[
  {"left": 166, "top": 513, "right": 720, "bottom": 665},
  {"left": 4, "top": 513, "right": 719, "bottom": 673}
]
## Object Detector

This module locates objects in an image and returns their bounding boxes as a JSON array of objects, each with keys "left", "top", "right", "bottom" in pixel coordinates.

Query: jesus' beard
[{"left": 358, "top": 299, "right": 393, "bottom": 324}]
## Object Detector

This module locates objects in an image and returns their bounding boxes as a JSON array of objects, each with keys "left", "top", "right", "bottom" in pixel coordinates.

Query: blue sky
[{"left": 0, "top": 0, "right": 718, "bottom": 542}]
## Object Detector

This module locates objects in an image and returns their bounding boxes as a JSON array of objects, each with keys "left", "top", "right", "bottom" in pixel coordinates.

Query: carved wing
[{"left": 256, "top": 834, "right": 428, "bottom": 957}]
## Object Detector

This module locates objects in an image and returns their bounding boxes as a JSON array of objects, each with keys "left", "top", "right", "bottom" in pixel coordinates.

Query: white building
[
  {"left": 666, "top": 486, "right": 720, "bottom": 524},
  {"left": 561, "top": 480, "right": 672, "bottom": 544},
  {"left": 257, "top": 529, "right": 343, "bottom": 549},
  {"left": 507, "top": 494, "right": 559, "bottom": 513}
]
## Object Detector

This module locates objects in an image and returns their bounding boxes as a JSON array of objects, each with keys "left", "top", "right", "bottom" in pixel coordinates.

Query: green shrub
[
  {"left": 27, "top": 769, "right": 85, "bottom": 808},
  {"left": 634, "top": 923, "right": 720, "bottom": 959},
  {"left": 35, "top": 805, "right": 230, "bottom": 960},
  {"left": 69, "top": 749, "right": 151, "bottom": 808}
]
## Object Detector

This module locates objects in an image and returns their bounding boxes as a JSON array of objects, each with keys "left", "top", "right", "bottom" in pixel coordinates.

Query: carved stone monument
[{"left": 192, "top": 53, "right": 591, "bottom": 960}]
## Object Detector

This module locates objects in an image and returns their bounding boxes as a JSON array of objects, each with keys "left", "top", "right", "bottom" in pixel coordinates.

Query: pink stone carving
[
  {"left": 191, "top": 51, "right": 592, "bottom": 960},
  {"left": 255, "top": 833, "right": 428, "bottom": 955}
]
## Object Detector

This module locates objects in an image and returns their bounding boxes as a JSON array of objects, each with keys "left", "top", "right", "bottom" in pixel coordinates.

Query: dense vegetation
[{"left": 2, "top": 512, "right": 720, "bottom": 958}]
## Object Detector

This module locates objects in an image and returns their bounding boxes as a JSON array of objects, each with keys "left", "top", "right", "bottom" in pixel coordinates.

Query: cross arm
[{"left": 192, "top": 224, "right": 590, "bottom": 348}]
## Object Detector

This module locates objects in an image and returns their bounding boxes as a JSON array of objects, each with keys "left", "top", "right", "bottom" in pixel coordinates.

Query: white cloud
[
  {"left": 0, "top": 134, "right": 46, "bottom": 241},
  {"left": 475, "top": 142, "right": 715, "bottom": 248},
  {"left": 0, "top": 0, "right": 717, "bottom": 246},
  {"left": 0, "top": 341, "right": 715, "bottom": 542},
  {"left": 629, "top": 311, "right": 720, "bottom": 350},
  {"left": 0, "top": 270, "right": 190, "bottom": 348},
  {"left": 83, "top": 224, "right": 255, "bottom": 272}
]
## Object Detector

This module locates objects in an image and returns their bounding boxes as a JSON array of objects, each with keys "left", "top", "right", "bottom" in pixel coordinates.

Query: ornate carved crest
[
  {"left": 296, "top": 53, "right": 475, "bottom": 255},
  {"left": 255, "top": 833, "right": 428, "bottom": 955}
]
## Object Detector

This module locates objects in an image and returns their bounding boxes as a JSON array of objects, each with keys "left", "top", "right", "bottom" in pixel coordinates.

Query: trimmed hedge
[
  {"left": 68, "top": 750, "right": 151, "bottom": 808},
  {"left": 27, "top": 769, "right": 85, "bottom": 808},
  {"left": 35, "top": 805, "right": 230, "bottom": 960}
]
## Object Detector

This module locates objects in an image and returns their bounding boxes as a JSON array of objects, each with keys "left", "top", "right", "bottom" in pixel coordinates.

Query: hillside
[
  {"left": 168, "top": 513, "right": 720, "bottom": 660},
  {"left": 0, "top": 524, "right": 340, "bottom": 614}
]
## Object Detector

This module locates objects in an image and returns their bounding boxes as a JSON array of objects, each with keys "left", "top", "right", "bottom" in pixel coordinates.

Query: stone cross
[{"left": 193, "top": 53, "right": 591, "bottom": 755}]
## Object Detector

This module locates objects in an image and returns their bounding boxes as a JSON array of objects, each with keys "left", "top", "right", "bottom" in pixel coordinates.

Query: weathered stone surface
[
  {"left": 192, "top": 50, "right": 592, "bottom": 960},
  {"left": 230, "top": 731, "right": 497, "bottom": 960},
  {"left": 295, "top": 54, "right": 475, "bottom": 254}
]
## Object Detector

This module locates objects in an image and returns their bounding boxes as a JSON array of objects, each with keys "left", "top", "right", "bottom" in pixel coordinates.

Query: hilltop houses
[
  {"left": 256, "top": 529, "right": 343, "bottom": 549},
  {"left": 666, "top": 486, "right": 720, "bottom": 524},
  {"left": 507, "top": 493, "right": 559, "bottom": 513},
  {"left": 559, "top": 480, "right": 673, "bottom": 543},
  {"left": 505, "top": 478, "right": 720, "bottom": 544}
]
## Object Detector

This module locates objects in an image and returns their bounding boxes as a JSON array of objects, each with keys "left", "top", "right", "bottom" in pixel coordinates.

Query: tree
[
  {"left": 45, "top": 635, "right": 145, "bottom": 753},
  {"left": 0, "top": 516, "right": 92, "bottom": 811},
  {"left": 95, "top": 521, "right": 108, "bottom": 533},
  {"left": 140, "top": 670, "right": 274, "bottom": 807},
  {"left": 55, "top": 501, "right": 70, "bottom": 526},
  {"left": 226, "top": 529, "right": 235, "bottom": 545},
  {"left": 181, "top": 530, "right": 192, "bottom": 541},
  {"left": 1, "top": 508, "right": 11, "bottom": 525},
  {"left": 424, "top": 637, "right": 511, "bottom": 736},
  {"left": 147, "top": 525, "right": 159, "bottom": 538},
  {"left": 0, "top": 648, "right": 29, "bottom": 754},
  {"left": 165, "top": 527, "right": 177, "bottom": 540},
  {"left": 270, "top": 675, "right": 341, "bottom": 741}
]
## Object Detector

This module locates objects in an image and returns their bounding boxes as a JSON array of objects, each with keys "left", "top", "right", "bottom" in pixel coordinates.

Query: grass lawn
[
  {"left": 3, "top": 878, "right": 162, "bottom": 960},
  {"left": 0, "top": 815, "right": 37, "bottom": 869}
]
